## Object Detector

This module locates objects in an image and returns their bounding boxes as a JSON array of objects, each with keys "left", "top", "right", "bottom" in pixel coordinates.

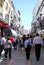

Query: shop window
[{"left": 4, "top": 28, "right": 12, "bottom": 36}]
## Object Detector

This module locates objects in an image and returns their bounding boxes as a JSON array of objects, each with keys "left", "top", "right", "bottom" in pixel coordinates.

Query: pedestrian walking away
[
  {"left": 33, "top": 33, "right": 43, "bottom": 61},
  {"left": 24, "top": 35, "right": 32, "bottom": 65}
]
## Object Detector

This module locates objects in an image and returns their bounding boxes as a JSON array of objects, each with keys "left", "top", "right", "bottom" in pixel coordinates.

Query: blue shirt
[{"left": 24, "top": 40, "right": 29, "bottom": 48}]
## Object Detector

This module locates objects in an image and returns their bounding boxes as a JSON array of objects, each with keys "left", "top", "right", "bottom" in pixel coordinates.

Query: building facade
[
  {"left": 0, "top": 0, "right": 23, "bottom": 36},
  {"left": 31, "top": 0, "right": 44, "bottom": 38}
]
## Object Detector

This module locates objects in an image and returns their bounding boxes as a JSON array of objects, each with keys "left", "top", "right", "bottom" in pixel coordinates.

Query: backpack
[{"left": 27, "top": 40, "right": 32, "bottom": 49}]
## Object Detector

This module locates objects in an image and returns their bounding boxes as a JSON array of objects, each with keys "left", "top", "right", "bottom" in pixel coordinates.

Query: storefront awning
[
  {"left": 38, "top": 29, "right": 44, "bottom": 34},
  {"left": 0, "top": 19, "right": 9, "bottom": 27},
  {"left": 11, "top": 29, "right": 18, "bottom": 37}
]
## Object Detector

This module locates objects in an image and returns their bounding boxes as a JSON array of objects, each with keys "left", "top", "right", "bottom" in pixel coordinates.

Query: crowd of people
[
  {"left": 0, "top": 33, "right": 44, "bottom": 63},
  {"left": 0, "top": 35, "right": 24, "bottom": 59}
]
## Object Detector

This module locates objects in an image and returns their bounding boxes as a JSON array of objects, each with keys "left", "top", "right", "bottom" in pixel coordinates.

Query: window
[
  {"left": 18, "top": 17, "right": 21, "bottom": 21},
  {"left": 14, "top": 15, "right": 16, "bottom": 19},
  {"left": 0, "top": 13, "right": 3, "bottom": 17},
  {"left": 0, "top": 4, "right": 2, "bottom": 7},
  {"left": 5, "top": 14, "right": 9, "bottom": 23},
  {"left": 42, "top": 1, "right": 44, "bottom": 6},
  {"left": 5, "top": 2, "right": 8, "bottom": 9},
  {"left": 39, "top": 6, "right": 43, "bottom": 12},
  {"left": 18, "top": 10, "right": 20, "bottom": 15},
  {"left": 8, "top": 7, "right": 11, "bottom": 13}
]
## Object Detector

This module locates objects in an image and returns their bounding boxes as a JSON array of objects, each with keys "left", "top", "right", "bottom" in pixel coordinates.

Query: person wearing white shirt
[
  {"left": 33, "top": 33, "right": 43, "bottom": 61},
  {"left": 0, "top": 35, "right": 6, "bottom": 57},
  {"left": 1, "top": 37, "right": 6, "bottom": 45}
]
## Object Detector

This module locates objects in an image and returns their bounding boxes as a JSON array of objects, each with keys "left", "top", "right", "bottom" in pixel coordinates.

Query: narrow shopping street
[
  {"left": 0, "top": 0, "right": 44, "bottom": 65},
  {"left": 0, "top": 48, "right": 44, "bottom": 65}
]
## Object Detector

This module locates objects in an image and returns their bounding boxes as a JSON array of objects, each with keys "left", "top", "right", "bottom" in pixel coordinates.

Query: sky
[{"left": 12, "top": 0, "right": 38, "bottom": 31}]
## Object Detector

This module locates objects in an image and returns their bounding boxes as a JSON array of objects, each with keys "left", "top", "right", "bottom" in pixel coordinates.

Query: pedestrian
[
  {"left": 4, "top": 37, "right": 12, "bottom": 59},
  {"left": 19, "top": 37, "right": 23, "bottom": 49},
  {"left": 13, "top": 38, "right": 17, "bottom": 50},
  {"left": 21, "top": 38, "right": 23, "bottom": 48},
  {"left": 16, "top": 37, "right": 20, "bottom": 50},
  {"left": 33, "top": 33, "right": 43, "bottom": 61},
  {"left": 0, "top": 35, "right": 6, "bottom": 57},
  {"left": 0, "top": 36, "right": 1, "bottom": 57},
  {"left": 24, "top": 35, "right": 32, "bottom": 64}
]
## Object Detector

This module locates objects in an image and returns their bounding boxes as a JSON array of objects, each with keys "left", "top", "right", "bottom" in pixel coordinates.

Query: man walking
[{"left": 33, "top": 33, "right": 43, "bottom": 61}]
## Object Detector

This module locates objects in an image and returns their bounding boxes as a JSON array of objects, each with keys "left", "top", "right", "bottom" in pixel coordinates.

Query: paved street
[{"left": 0, "top": 48, "right": 44, "bottom": 65}]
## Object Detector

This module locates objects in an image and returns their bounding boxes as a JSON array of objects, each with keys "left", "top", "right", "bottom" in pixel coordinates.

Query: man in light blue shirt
[{"left": 24, "top": 36, "right": 32, "bottom": 62}]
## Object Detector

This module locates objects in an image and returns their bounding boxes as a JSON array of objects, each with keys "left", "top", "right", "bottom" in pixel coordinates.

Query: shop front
[{"left": 0, "top": 18, "right": 9, "bottom": 37}]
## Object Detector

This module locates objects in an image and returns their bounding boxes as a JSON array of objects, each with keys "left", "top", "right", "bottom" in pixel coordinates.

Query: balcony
[
  {"left": 36, "top": 16, "right": 44, "bottom": 28},
  {"left": 39, "top": 19, "right": 44, "bottom": 30}
]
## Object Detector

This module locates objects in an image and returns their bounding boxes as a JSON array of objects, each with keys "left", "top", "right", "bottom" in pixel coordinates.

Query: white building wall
[
  {"left": 33, "top": 0, "right": 43, "bottom": 17},
  {"left": 0, "top": 0, "right": 23, "bottom": 35}
]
